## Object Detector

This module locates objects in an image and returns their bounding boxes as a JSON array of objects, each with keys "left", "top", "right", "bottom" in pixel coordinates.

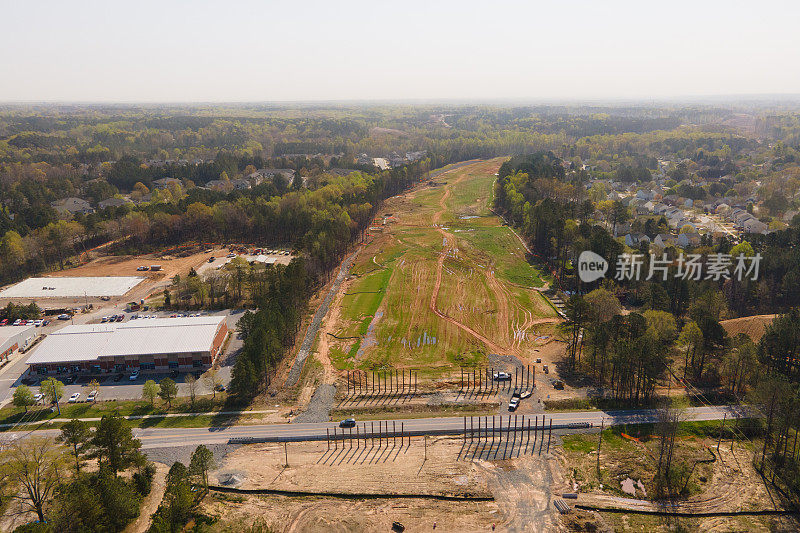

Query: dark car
[
  {"left": 113, "top": 373, "right": 124, "bottom": 382},
  {"left": 170, "top": 369, "right": 179, "bottom": 379},
  {"left": 64, "top": 375, "right": 76, "bottom": 384},
  {"left": 339, "top": 418, "right": 356, "bottom": 428}
]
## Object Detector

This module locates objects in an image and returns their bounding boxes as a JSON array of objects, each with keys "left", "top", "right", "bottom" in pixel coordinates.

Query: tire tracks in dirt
[{"left": 429, "top": 164, "right": 506, "bottom": 355}]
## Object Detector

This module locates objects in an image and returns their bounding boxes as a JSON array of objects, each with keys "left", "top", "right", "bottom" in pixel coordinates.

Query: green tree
[
  {"left": 12, "top": 384, "right": 36, "bottom": 413},
  {"left": 0, "top": 230, "right": 26, "bottom": 272},
  {"left": 678, "top": 321, "right": 703, "bottom": 381},
  {"left": 643, "top": 309, "right": 677, "bottom": 345},
  {"left": 150, "top": 462, "right": 194, "bottom": 532},
  {"left": 87, "top": 379, "right": 100, "bottom": 400},
  {"left": 90, "top": 412, "right": 144, "bottom": 476},
  {"left": 57, "top": 419, "right": 92, "bottom": 473},
  {"left": 142, "top": 379, "right": 159, "bottom": 406},
  {"left": 158, "top": 378, "right": 178, "bottom": 408},
  {"left": 40, "top": 377, "right": 64, "bottom": 415},
  {"left": 189, "top": 445, "right": 214, "bottom": 489}
]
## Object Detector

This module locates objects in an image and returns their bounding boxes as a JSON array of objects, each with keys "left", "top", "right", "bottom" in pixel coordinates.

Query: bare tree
[
  {"left": 654, "top": 406, "right": 681, "bottom": 496},
  {"left": 202, "top": 367, "right": 223, "bottom": 400},
  {"left": 185, "top": 374, "right": 198, "bottom": 408},
  {"left": 0, "top": 437, "right": 66, "bottom": 522}
]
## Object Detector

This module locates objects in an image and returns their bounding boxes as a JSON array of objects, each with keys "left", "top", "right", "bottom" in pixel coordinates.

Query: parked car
[
  {"left": 68, "top": 393, "right": 81, "bottom": 403},
  {"left": 170, "top": 369, "right": 179, "bottom": 379},
  {"left": 64, "top": 375, "right": 76, "bottom": 384},
  {"left": 493, "top": 371, "right": 511, "bottom": 381},
  {"left": 508, "top": 397, "right": 520, "bottom": 411},
  {"left": 12, "top": 319, "right": 21, "bottom": 326},
  {"left": 42, "top": 319, "right": 50, "bottom": 326},
  {"left": 101, "top": 316, "right": 108, "bottom": 323},
  {"left": 115, "top": 315, "right": 124, "bottom": 322},
  {"left": 214, "top": 384, "right": 225, "bottom": 392},
  {"left": 130, "top": 314, "right": 138, "bottom": 320},
  {"left": 129, "top": 370, "right": 139, "bottom": 381},
  {"left": 87, "top": 390, "right": 97, "bottom": 402},
  {"left": 208, "top": 257, "right": 215, "bottom": 263},
  {"left": 339, "top": 418, "right": 356, "bottom": 428},
  {"left": 100, "top": 295, "right": 111, "bottom": 301},
  {"left": 0, "top": 319, "right": 7, "bottom": 326},
  {"left": 113, "top": 373, "right": 124, "bottom": 382},
  {"left": 136, "top": 266, "right": 149, "bottom": 271},
  {"left": 520, "top": 390, "right": 532, "bottom": 400},
  {"left": 33, "top": 393, "right": 44, "bottom": 403},
  {"left": 57, "top": 314, "right": 71, "bottom": 320}
]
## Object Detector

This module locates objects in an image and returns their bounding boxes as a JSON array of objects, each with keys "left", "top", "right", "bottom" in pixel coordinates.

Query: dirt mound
[{"left": 720, "top": 314, "right": 775, "bottom": 342}]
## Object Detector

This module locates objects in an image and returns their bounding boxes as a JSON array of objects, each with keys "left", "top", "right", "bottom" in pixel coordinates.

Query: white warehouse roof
[{"left": 26, "top": 316, "right": 226, "bottom": 365}]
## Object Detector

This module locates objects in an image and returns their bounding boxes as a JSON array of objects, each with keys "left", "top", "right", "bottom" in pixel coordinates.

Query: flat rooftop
[
  {"left": 0, "top": 276, "right": 145, "bottom": 298},
  {"left": 0, "top": 325, "right": 37, "bottom": 345},
  {"left": 25, "top": 316, "right": 226, "bottom": 365}
]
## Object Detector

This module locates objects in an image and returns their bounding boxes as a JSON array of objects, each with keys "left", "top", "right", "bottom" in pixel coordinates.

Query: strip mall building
[{"left": 26, "top": 316, "right": 228, "bottom": 375}]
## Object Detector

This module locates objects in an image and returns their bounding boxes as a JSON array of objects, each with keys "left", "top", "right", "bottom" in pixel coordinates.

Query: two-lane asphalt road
[
  {"left": 131, "top": 404, "right": 748, "bottom": 449},
  {"left": 0, "top": 405, "right": 749, "bottom": 449}
]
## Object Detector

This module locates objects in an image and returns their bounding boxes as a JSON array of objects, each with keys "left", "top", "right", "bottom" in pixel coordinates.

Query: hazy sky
[{"left": 2, "top": 0, "right": 799, "bottom": 102}]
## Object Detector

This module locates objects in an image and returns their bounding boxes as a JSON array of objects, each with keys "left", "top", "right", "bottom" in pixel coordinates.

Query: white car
[
  {"left": 493, "top": 371, "right": 511, "bottom": 381},
  {"left": 33, "top": 393, "right": 44, "bottom": 403},
  {"left": 129, "top": 370, "right": 139, "bottom": 380},
  {"left": 87, "top": 390, "right": 97, "bottom": 402},
  {"left": 68, "top": 392, "right": 81, "bottom": 403}
]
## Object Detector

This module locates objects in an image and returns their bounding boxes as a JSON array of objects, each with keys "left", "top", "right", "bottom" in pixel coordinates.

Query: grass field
[{"left": 322, "top": 159, "right": 559, "bottom": 376}]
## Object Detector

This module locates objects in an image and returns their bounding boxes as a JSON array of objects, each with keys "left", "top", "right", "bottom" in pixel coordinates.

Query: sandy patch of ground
[
  {"left": 203, "top": 436, "right": 564, "bottom": 532},
  {"left": 720, "top": 314, "right": 775, "bottom": 342},
  {"left": 123, "top": 462, "right": 169, "bottom": 533},
  {"left": 211, "top": 437, "right": 489, "bottom": 497},
  {"left": 203, "top": 492, "right": 498, "bottom": 533}
]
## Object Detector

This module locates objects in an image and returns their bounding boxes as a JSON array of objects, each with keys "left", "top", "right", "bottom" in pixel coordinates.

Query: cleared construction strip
[
  {"left": 210, "top": 485, "right": 493, "bottom": 502},
  {"left": 575, "top": 504, "right": 798, "bottom": 518}
]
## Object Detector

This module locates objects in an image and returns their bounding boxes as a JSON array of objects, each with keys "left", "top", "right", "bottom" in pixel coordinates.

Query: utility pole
[
  {"left": 284, "top": 442, "right": 288, "bottom": 467},
  {"left": 717, "top": 413, "right": 726, "bottom": 453}
]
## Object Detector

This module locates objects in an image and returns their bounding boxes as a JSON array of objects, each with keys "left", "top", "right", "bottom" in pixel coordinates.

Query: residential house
[
  {"left": 624, "top": 233, "right": 651, "bottom": 247},
  {"left": 51, "top": 197, "right": 94, "bottom": 216},
  {"left": 98, "top": 197, "right": 133, "bottom": 209},
  {"left": 205, "top": 180, "right": 232, "bottom": 192},
  {"left": 231, "top": 179, "right": 251, "bottom": 190},
  {"left": 653, "top": 234, "right": 677, "bottom": 248},
  {"left": 741, "top": 218, "right": 768, "bottom": 234},
  {"left": 152, "top": 177, "right": 182, "bottom": 190},
  {"left": 677, "top": 232, "right": 702, "bottom": 248}
]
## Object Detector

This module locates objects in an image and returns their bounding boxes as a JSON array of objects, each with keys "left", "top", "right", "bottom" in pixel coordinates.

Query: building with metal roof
[
  {"left": 26, "top": 316, "right": 228, "bottom": 376},
  {"left": 0, "top": 325, "right": 38, "bottom": 362}
]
